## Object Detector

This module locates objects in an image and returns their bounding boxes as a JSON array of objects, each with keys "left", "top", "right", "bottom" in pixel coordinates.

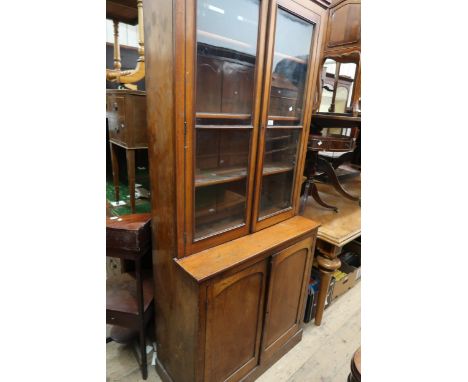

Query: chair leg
[{"left": 318, "top": 157, "right": 360, "bottom": 202}]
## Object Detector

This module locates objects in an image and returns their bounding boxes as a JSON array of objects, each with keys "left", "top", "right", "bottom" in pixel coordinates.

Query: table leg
[
  {"left": 299, "top": 180, "right": 311, "bottom": 214},
  {"left": 126, "top": 149, "right": 136, "bottom": 213},
  {"left": 314, "top": 246, "right": 341, "bottom": 326},
  {"left": 109, "top": 142, "right": 120, "bottom": 202},
  {"left": 135, "top": 257, "right": 148, "bottom": 380},
  {"left": 310, "top": 182, "right": 339, "bottom": 213},
  {"left": 318, "top": 156, "right": 360, "bottom": 202},
  {"left": 330, "top": 151, "right": 354, "bottom": 170}
]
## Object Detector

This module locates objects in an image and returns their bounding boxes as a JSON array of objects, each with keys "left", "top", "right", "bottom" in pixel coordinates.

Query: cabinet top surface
[
  {"left": 106, "top": 89, "right": 146, "bottom": 96},
  {"left": 176, "top": 216, "right": 320, "bottom": 283},
  {"left": 106, "top": 213, "right": 151, "bottom": 231},
  {"left": 302, "top": 176, "right": 360, "bottom": 247}
]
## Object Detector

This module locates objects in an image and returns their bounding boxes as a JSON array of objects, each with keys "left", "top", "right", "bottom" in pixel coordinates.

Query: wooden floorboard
[
  {"left": 257, "top": 282, "right": 361, "bottom": 382},
  {"left": 106, "top": 283, "right": 361, "bottom": 381}
]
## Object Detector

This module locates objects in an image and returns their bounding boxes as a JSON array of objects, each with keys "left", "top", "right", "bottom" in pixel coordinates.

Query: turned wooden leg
[
  {"left": 310, "top": 182, "right": 339, "bottom": 213},
  {"left": 315, "top": 247, "right": 341, "bottom": 326},
  {"left": 109, "top": 142, "right": 120, "bottom": 202},
  {"left": 318, "top": 156, "right": 360, "bottom": 202},
  {"left": 126, "top": 149, "right": 136, "bottom": 213}
]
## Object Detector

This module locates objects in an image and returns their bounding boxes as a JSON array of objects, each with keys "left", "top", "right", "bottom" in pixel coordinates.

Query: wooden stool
[
  {"left": 348, "top": 347, "right": 361, "bottom": 382},
  {"left": 106, "top": 213, "right": 153, "bottom": 380},
  {"left": 107, "top": 90, "right": 147, "bottom": 213}
]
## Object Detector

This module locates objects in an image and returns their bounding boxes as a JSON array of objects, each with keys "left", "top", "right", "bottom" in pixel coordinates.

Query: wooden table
[{"left": 302, "top": 175, "right": 360, "bottom": 325}]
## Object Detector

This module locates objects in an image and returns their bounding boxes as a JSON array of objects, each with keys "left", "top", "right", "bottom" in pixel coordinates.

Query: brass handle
[{"left": 113, "top": 102, "right": 118, "bottom": 111}]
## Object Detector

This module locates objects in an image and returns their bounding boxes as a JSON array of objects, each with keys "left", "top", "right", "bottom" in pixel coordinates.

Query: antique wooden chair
[{"left": 106, "top": 213, "right": 153, "bottom": 380}]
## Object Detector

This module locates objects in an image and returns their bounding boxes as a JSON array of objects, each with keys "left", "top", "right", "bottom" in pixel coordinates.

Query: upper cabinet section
[
  {"left": 323, "top": 0, "right": 361, "bottom": 55},
  {"left": 143, "top": 0, "right": 327, "bottom": 257}
]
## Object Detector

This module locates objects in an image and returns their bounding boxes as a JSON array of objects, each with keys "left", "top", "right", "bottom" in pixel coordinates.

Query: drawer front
[
  {"left": 205, "top": 260, "right": 268, "bottom": 382},
  {"left": 107, "top": 96, "right": 127, "bottom": 144},
  {"left": 107, "top": 115, "right": 127, "bottom": 144},
  {"left": 109, "top": 95, "right": 126, "bottom": 118}
]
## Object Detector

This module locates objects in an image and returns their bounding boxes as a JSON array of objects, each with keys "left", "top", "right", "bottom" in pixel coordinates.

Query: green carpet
[{"left": 106, "top": 166, "right": 151, "bottom": 216}]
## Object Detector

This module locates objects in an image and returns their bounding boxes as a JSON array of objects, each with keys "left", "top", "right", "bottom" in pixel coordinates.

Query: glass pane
[
  {"left": 268, "top": 8, "right": 314, "bottom": 124},
  {"left": 319, "top": 60, "right": 356, "bottom": 113},
  {"left": 335, "top": 87, "right": 348, "bottom": 113},
  {"left": 319, "top": 87, "right": 333, "bottom": 112},
  {"left": 194, "top": 129, "right": 251, "bottom": 239},
  {"left": 339, "top": 63, "right": 356, "bottom": 109},
  {"left": 324, "top": 58, "right": 336, "bottom": 75},
  {"left": 196, "top": 0, "right": 260, "bottom": 120},
  {"left": 259, "top": 129, "right": 301, "bottom": 218},
  {"left": 195, "top": 180, "right": 247, "bottom": 240}
]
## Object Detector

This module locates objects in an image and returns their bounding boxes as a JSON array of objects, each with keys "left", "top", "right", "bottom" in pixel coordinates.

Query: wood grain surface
[{"left": 302, "top": 176, "right": 360, "bottom": 246}]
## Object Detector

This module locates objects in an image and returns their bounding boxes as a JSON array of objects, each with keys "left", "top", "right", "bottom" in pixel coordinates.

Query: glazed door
[
  {"left": 260, "top": 237, "right": 314, "bottom": 362},
  {"left": 252, "top": 0, "right": 324, "bottom": 231},
  {"left": 184, "top": 0, "right": 269, "bottom": 255},
  {"left": 204, "top": 260, "right": 268, "bottom": 382}
]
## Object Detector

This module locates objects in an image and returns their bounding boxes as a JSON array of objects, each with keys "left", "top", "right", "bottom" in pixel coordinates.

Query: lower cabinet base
[
  {"left": 155, "top": 217, "right": 319, "bottom": 382},
  {"left": 242, "top": 328, "right": 303, "bottom": 382},
  {"left": 155, "top": 358, "right": 174, "bottom": 382},
  {"left": 155, "top": 329, "right": 303, "bottom": 382}
]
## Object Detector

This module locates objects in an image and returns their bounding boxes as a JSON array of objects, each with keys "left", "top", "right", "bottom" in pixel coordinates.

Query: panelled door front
[
  {"left": 204, "top": 260, "right": 268, "bottom": 382},
  {"left": 260, "top": 237, "right": 314, "bottom": 362}
]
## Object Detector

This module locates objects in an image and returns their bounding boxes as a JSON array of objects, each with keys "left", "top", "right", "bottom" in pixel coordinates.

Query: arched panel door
[
  {"left": 261, "top": 237, "right": 314, "bottom": 362},
  {"left": 205, "top": 260, "right": 268, "bottom": 382}
]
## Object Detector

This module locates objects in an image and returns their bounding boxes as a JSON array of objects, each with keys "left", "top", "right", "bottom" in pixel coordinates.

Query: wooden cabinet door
[
  {"left": 183, "top": 0, "right": 270, "bottom": 255},
  {"left": 252, "top": 0, "right": 326, "bottom": 232},
  {"left": 324, "top": 0, "right": 361, "bottom": 53},
  {"left": 260, "top": 237, "right": 314, "bottom": 362},
  {"left": 205, "top": 260, "right": 268, "bottom": 382}
]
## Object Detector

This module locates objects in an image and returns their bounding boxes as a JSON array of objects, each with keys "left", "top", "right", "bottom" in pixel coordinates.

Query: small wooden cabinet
[
  {"left": 169, "top": 217, "right": 318, "bottom": 382},
  {"left": 106, "top": 89, "right": 147, "bottom": 212}
]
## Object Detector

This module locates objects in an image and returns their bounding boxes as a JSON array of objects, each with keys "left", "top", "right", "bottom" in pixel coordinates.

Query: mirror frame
[{"left": 313, "top": 51, "right": 360, "bottom": 116}]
